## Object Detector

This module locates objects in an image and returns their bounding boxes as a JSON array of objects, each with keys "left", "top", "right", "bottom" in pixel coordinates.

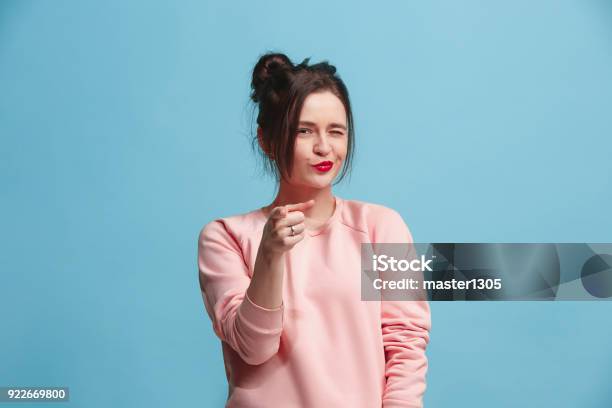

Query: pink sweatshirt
[{"left": 197, "top": 196, "right": 431, "bottom": 407}]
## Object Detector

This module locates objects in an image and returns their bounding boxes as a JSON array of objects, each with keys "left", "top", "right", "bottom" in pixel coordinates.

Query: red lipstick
[{"left": 312, "top": 161, "right": 333, "bottom": 173}]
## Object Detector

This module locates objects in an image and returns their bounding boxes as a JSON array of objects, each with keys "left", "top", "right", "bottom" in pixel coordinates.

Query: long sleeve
[
  {"left": 371, "top": 207, "right": 432, "bottom": 408},
  {"left": 197, "top": 220, "right": 284, "bottom": 366}
]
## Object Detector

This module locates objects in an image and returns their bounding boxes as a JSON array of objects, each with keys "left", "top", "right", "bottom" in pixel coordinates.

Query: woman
[{"left": 198, "top": 52, "right": 431, "bottom": 407}]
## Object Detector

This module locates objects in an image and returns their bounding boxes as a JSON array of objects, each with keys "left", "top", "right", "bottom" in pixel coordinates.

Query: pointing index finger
[{"left": 270, "top": 205, "right": 288, "bottom": 219}]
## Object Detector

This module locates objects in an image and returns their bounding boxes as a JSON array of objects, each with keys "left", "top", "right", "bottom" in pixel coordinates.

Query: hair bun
[{"left": 251, "top": 53, "right": 294, "bottom": 103}]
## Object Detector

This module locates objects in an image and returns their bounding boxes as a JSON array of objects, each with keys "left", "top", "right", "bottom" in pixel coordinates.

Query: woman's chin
[{"left": 299, "top": 178, "right": 333, "bottom": 190}]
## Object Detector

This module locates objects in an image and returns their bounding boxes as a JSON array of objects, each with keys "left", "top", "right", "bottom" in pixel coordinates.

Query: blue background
[{"left": 2, "top": 0, "right": 611, "bottom": 407}]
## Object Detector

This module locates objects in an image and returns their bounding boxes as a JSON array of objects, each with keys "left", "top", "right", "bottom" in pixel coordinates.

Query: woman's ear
[{"left": 257, "top": 127, "right": 275, "bottom": 160}]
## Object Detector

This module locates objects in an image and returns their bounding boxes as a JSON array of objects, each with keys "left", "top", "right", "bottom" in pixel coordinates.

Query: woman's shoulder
[
  {"left": 340, "top": 197, "right": 413, "bottom": 243},
  {"left": 339, "top": 197, "right": 407, "bottom": 233},
  {"left": 198, "top": 206, "right": 265, "bottom": 247}
]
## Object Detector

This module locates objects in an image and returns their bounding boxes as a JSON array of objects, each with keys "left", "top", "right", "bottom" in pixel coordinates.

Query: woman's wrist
[{"left": 257, "top": 246, "right": 284, "bottom": 267}]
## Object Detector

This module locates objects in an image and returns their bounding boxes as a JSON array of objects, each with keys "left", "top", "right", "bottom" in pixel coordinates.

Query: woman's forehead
[{"left": 299, "top": 91, "right": 347, "bottom": 123}]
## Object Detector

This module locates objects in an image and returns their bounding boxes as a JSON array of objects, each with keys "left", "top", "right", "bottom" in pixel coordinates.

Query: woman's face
[{"left": 288, "top": 90, "right": 348, "bottom": 189}]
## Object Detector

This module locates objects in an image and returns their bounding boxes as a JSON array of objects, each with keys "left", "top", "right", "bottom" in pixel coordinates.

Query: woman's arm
[
  {"left": 198, "top": 220, "right": 284, "bottom": 366},
  {"left": 381, "top": 299, "right": 431, "bottom": 408},
  {"left": 246, "top": 242, "right": 285, "bottom": 309},
  {"left": 370, "top": 206, "right": 432, "bottom": 408}
]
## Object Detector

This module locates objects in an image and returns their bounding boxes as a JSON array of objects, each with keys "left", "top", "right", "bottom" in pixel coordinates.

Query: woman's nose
[{"left": 314, "top": 135, "right": 331, "bottom": 155}]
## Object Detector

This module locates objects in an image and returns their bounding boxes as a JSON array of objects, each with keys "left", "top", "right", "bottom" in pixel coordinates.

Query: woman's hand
[
  {"left": 247, "top": 199, "right": 315, "bottom": 310},
  {"left": 259, "top": 199, "right": 315, "bottom": 257}
]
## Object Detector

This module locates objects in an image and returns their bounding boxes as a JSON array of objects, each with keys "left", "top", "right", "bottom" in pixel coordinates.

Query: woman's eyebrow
[{"left": 299, "top": 121, "right": 347, "bottom": 130}]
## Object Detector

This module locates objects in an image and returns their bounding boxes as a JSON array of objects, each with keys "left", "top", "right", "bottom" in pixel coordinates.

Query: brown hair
[{"left": 250, "top": 52, "right": 355, "bottom": 185}]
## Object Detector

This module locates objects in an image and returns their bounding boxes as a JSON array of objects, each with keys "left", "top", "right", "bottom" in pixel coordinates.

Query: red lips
[{"left": 312, "top": 161, "right": 333, "bottom": 173}]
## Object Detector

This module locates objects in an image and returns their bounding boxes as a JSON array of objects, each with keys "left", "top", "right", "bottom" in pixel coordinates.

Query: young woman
[{"left": 198, "top": 52, "right": 431, "bottom": 407}]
